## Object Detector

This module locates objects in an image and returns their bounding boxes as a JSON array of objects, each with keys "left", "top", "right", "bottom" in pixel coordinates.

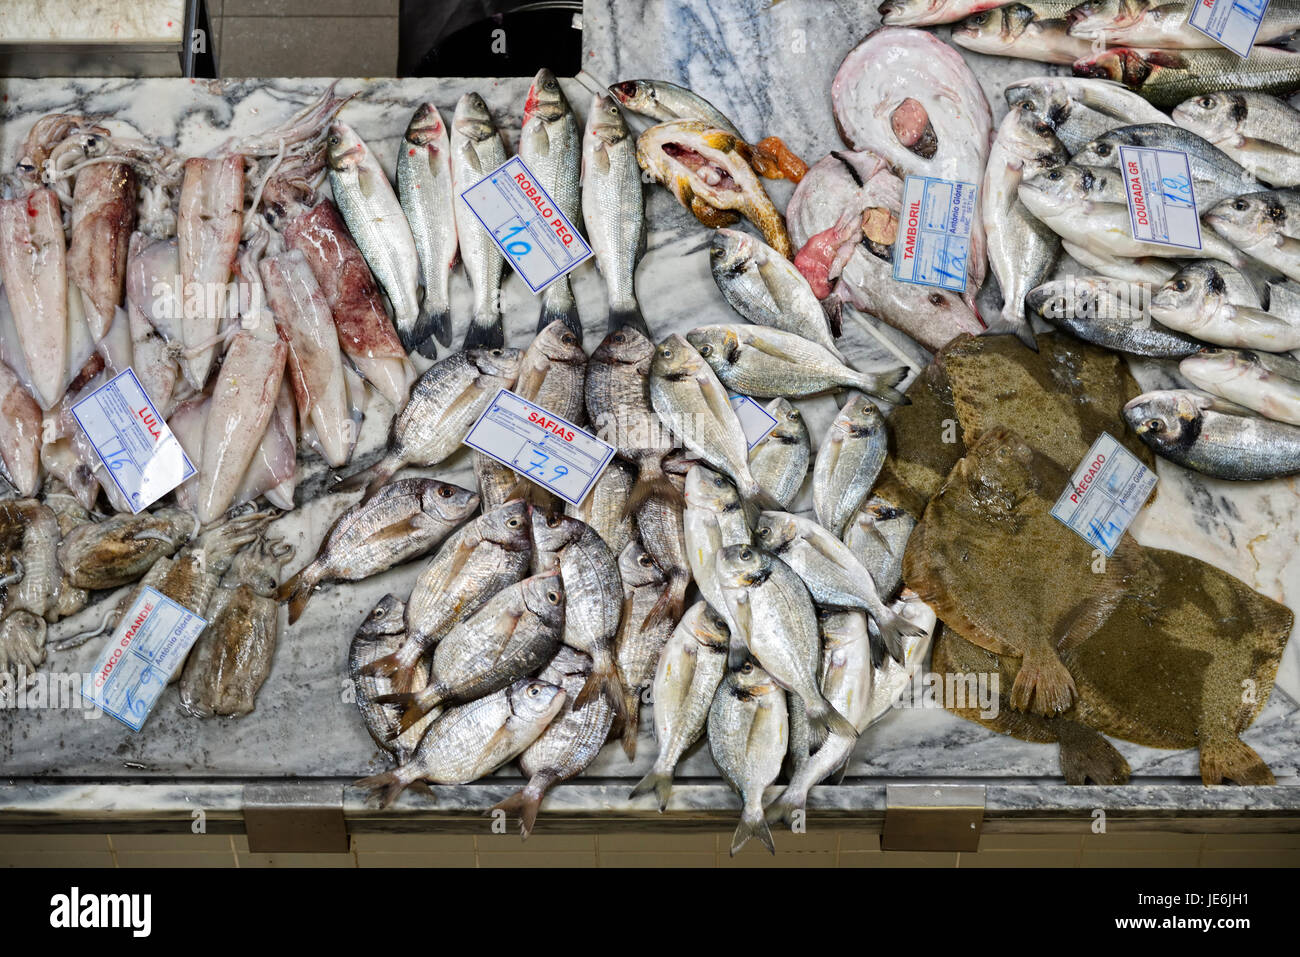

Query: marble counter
[{"left": 0, "top": 0, "right": 1296, "bottom": 830}]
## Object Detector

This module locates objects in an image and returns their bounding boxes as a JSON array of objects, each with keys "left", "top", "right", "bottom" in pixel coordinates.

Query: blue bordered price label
[
  {"left": 80, "top": 586, "right": 208, "bottom": 731},
  {"left": 71, "top": 368, "right": 196, "bottom": 513},
  {"left": 1189, "top": 0, "right": 1269, "bottom": 58},
  {"left": 463, "top": 388, "right": 615, "bottom": 506},
  {"left": 1050, "top": 433, "right": 1157, "bottom": 556},
  {"left": 892, "top": 175, "right": 977, "bottom": 293},
  {"left": 1118, "top": 146, "right": 1202, "bottom": 251},
  {"left": 729, "top": 395, "right": 777, "bottom": 450},
  {"left": 459, "top": 156, "right": 593, "bottom": 293}
]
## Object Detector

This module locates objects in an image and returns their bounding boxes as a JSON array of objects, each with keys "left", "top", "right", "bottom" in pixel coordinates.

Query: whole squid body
[
  {"left": 124, "top": 232, "right": 181, "bottom": 413},
  {"left": 649, "top": 334, "right": 776, "bottom": 512},
  {"left": 396, "top": 103, "right": 457, "bottom": 355},
  {"left": 982, "top": 105, "right": 1069, "bottom": 350},
  {"left": 813, "top": 393, "right": 888, "bottom": 538},
  {"left": 450, "top": 93, "right": 508, "bottom": 349},
  {"left": 629, "top": 602, "right": 730, "bottom": 809},
  {"left": 1180, "top": 348, "right": 1300, "bottom": 425},
  {"left": 337, "top": 345, "right": 522, "bottom": 499},
  {"left": 283, "top": 199, "right": 414, "bottom": 405},
  {"left": 1148, "top": 260, "right": 1300, "bottom": 349},
  {"left": 519, "top": 69, "right": 583, "bottom": 342},
  {"left": 636, "top": 119, "right": 792, "bottom": 258},
  {"left": 715, "top": 543, "right": 857, "bottom": 743},
  {"left": 354, "top": 677, "right": 565, "bottom": 808},
  {"left": 529, "top": 509, "right": 628, "bottom": 722},
  {"left": 176, "top": 155, "right": 242, "bottom": 389},
  {"left": 685, "top": 325, "right": 907, "bottom": 404},
  {"left": 278, "top": 478, "right": 480, "bottom": 623},
  {"left": 1206, "top": 189, "right": 1300, "bottom": 283},
  {"left": 1125, "top": 389, "right": 1300, "bottom": 479},
  {"left": 57, "top": 506, "right": 195, "bottom": 590},
  {"left": 749, "top": 398, "right": 810, "bottom": 510},
  {"left": 683, "top": 465, "right": 752, "bottom": 635},
  {"left": 1074, "top": 46, "right": 1300, "bottom": 108},
  {"left": 68, "top": 162, "right": 137, "bottom": 341},
  {"left": 830, "top": 28, "right": 992, "bottom": 295},
  {"left": 362, "top": 500, "right": 533, "bottom": 693},
  {"left": 179, "top": 535, "right": 292, "bottom": 718},
  {"left": 0, "top": 362, "right": 42, "bottom": 497},
  {"left": 326, "top": 121, "right": 423, "bottom": 353},
  {"left": 1003, "top": 76, "right": 1173, "bottom": 155},
  {"left": 1174, "top": 92, "right": 1300, "bottom": 188},
  {"left": 0, "top": 188, "right": 68, "bottom": 408},
  {"left": 951, "top": 0, "right": 1094, "bottom": 64},
  {"left": 493, "top": 646, "right": 615, "bottom": 838},
  {"left": 1068, "top": 0, "right": 1300, "bottom": 49},
  {"left": 349, "top": 595, "right": 436, "bottom": 763},
  {"left": 582, "top": 94, "right": 650, "bottom": 337},
  {"left": 383, "top": 572, "right": 566, "bottom": 732},
  {"left": 261, "top": 249, "right": 356, "bottom": 471},
  {"left": 708, "top": 654, "right": 788, "bottom": 856},
  {"left": 612, "top": 541, "right": 676, "bottom": 757}
]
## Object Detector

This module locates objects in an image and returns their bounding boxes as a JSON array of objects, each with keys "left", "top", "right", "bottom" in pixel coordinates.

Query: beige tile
[
  {"left": 1202, "top": 832, "right": 1300, "bottom": 850},
  {"left": 723, "top": 850, "right": 837, "bottom": 868},
  {"left": 0, "top": 834, "right": 110, "bottom": 852},
  {"left": 0, "top": 852, "right": 117, "bottom": 868},
  {"left": 766, "top": 830, "right": 840, "bottom": 852},
  {"left": 1082, "top": 832, "right": 1205, "bottom": 850},
  {"left": 225, "top": 0, "right": 397, "bottom": 15},
  {"left": 479, "top": 851, "right": 596, "bottom": 868},
  {"left": 842, "top": 851, "right": 958, "bottom": 867},
  {"left": 110, "top": 834, "right": 236, "bottom": 853},
  {"left": 351, "top": 833, "right": 475, "bottom": 853},
  {"left": 117, "top": 852, "right": 236, "bottom": 868},
  {"left": 598, "top": 832, "right": 718, "bottom": 853},
  {"left": 1199, "top": 850, "right": 1300, "bottom": 868},
  {"left": 978, "top": 833, "right": 1084, "bottom": 851},
  {"left": 838, "top": 831, "right": 882, "bottom": 853},
  {"left": 357, "top": 852, "right": 478, "bottom": 868},
  {"left": 238, "top": 853, "right": 357, "bottom": 867},
  {"left": 959, "top": 850, "right": 1080, "bottom": 868},
  {"left": 598, "top": 853, "right": 717, "bottom": 868},
  {"left": 478, "top": 833, "right": 596, "bottom": 853},
  {"left": 220, "top": 16, "right": 396, "bottom": 77},
  {"left": 1081, "top": 850, "right": 1201, "bottom": 868}
]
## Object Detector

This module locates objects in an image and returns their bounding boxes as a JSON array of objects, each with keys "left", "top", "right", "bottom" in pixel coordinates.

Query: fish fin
[
  {"left": 1056, "top": 720, "right": 1130, "bottom": 785},
  {"left": 629, "top": 770, "right": 673, "bottom": 811},
  {"left": 866, "top": 626, "right": 887, "bottom": 671},
  {"left": 730, "top": 808, "right": 775, "bottom": 856},
  {"left": 1009, "top": 644, "right": 1076, "bottom": 717},
  {"left": 374, "top": 689, "right": 441, "bottom": 737},
  {"left": 607, "top": 304, "right": 651, "bottom": 339},
  {"left": 539, "top": 294, "right": 582, "bottom": 345},
  {"left": 354, "top": 768, "right": 415, "bottom": 809},
  {"left": 822, "top": 296, "right": 843, "bottom": 338},
  {"left": 403, "top": 294, "right": 448, "bottom": 357},
  {"left": 359, "top": 652, "right": 422, "bottom": 694},
  {"left": 1200, "top": 738, "right": 1275, "bottom": 786},
  {"left": 624, "top": 461, "right": 681, "bottom": 517},
  {"left": 462, "top": 316, "right": 504, "bottom": 350},
  {"left": 764, "top": 788, "right": 804, "bottom": 829},
  {"left": 575, "top": 647, "right": 628, "bottom": 723},
  {"left": 804, "top": 695, "right": 857, "bottom": 750},
  {"left": 274, "top": 568, "right": 316, "bottom": 625},
  {"left": 620, "top": 689, "right": 641, "bottom": 759},
  {"left": 490, "top": 784, "right": 544, "bottom": 839},
  {"left": 689, "top": 195, "right": 740, "bottom": 229},
  {"left": 334, "top": 456, "right": 400, "bottom": 500},
  {"left": 875, "top": 609, "right": 925, "bottom": 665},
  {"left": 639, "top": 580, "right": 685, "bottom": 635},
  {"left": 830, "top": 758, "right": 850, "bottom": 786},
  {"left": 855, "top": 365, "right": 910, "bottom": 406}
]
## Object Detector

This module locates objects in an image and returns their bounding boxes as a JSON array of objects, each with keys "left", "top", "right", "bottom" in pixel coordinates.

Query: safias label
[{"left": 527, "top": 410, "right": 575, "bottom": 442}]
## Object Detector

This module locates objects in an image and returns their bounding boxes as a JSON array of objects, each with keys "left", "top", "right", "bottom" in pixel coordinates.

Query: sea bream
[
  {"left": 613, "top": 540, "right": 675, "bottom": 757},
  {"left": 749, "top": 398, "right": 810, "bottom": 510},
  {"left": 1004, "top": 75, "right": 1174, "bottom": 154},
  {"left": 396, "top": 103, "right": 457, "bottom": 354},
  {"left": 450, "top": 93, "right": 508, "bottom": 349},
  {"left": 1180, "top": 348, "right": 1300, "bottom": 426},
  {"left": 1148, "top": 260, "right": 1300, "bottom": 350},
  {"left": 813, "top": 394, "right": 889, "bottom": 538},
  {"left": 1027, "top": 275, "right": 1204, "bottom": 358},
  {"left": 1173, "top": 91, "right": 1300, "bottom": 188},
  {"left": 683, "top": 465, "right": 752, "bottom": 640},
  {"left": 1206, "top": 189, "right": 1300, "bottom": 283},
  {"left": 349, "top": 595, "right": 435, "bottom": 763},
  {"left": 952, "top": 0, "right": 1093, "bottom": 64}
]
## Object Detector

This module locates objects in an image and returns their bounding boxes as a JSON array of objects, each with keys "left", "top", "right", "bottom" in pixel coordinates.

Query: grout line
[
  {"left": 230, "top": 834, "right": 240, "bottom": 868},
  {"left": 105, "top": 834, "right": 119, "bottom": 868}
]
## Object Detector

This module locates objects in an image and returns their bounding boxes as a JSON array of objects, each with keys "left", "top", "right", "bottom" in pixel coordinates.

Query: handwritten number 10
[{"left": 500, "top": 224, "right": 532, "bottom": 257}]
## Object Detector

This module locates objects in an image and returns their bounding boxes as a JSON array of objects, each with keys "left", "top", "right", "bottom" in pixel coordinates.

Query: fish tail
[
  {"left": 876, "top": 608, "right": 923, "bottom": 665},
  {"left": 607, "top": 302, "right": 651, "bottom": 339},
  {"left": 730, "top": 806, "right": 775, "bottom": 856},
  {"left": 1009, "top": 645, "right": 1077, "bottom": 717},
  {"left": 575, "top": 644, "right": 627, "bottom": 724},
  {"left": 490, "top": 782, "right": 546, "bottom": 839},
  {"left": 629, "top": 768, "right": 674, "bottom": 811},
  {"left": 1199, "top": 737, "right": 1275, "bottom": 786},
  {"left": 462, "top": 313, "right": 504, "bottom": 350},
  {"left": 376, "top": 687, "right": 441, "bottom": 736},
  {"left": 624, "top": 459, "right": 682, "bottom": 517},
  {"left": 1056, "top": 720, "right": 1130, "bottom": 786},
  {"left": 333, "top": 455, "right": 400, "bottom": 500},
  {"left": 764, "top": 786, "right": 806, "bottom": 829},
  {"left": 275, "top": 567, "right": 319, "bottom": 625},
  {"left": 855, "top": 365, "right": 910, "bottom": 406},
  {"left": 620, "top": 688, "right": 642, "bottom": 759},
  {"left": 821, "top": 296, "right": 844, "bottom": 338},
  {"left": 738, "top": 478, "right": 782, "bottom": 525},
  {"left": 358, "top": 647, "right": 422, "bottom": 694},
  {"left": 804, "top": 694, "right": 858, "bottom": 750},
  {"left": 539, "top": 285, "right": 583, "bottom": 345},
  {"left": 354, "top": 766, "right": 419, "bottom": 809},
  {"left": 640, "top": 577, "right": 687, "bottom": 636},
  {"left": 407, "top": 300, "right": 449, "bottom": 359}
]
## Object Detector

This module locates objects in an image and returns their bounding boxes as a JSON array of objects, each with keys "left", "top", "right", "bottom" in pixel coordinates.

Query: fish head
[
  {"left": 1070, "top": 132, "right": 1124, "bottom": 170},
  {"left": 1206, "top": 192, "right": 1288, "bottom": 250},
  {"left": 1003, "top": 79, "right": 1072, "bottom": 132},
  {"left": 525, "top": 68, "right": 567, "bottom": 124},
  {"left": 878, "top": 0, "right": 941, "bottom": 25},
  {"left": 683, "top": 601, "right": 731, "bottom": 651},
  {"left": 480, "top": 500, "right": 534, "bottom": 553},
  {"left": 506, "top": 677, "right": 567, "bottom": 727},
  {"left": 1181, "top": 347, "right": 1249, "bottom": 387},
  {"left": 838, "top": 392, "right": 885, "bottom": 435},
  {"left": 1072, "top": 48, "right": 1158, "bottom": 92},
  {"left": 521, "top": 569, "right": 566, "bottom": 629},
  {"left": 467, "top": 346, "right": 524, "bottom": 384},
  {"left": 708, "top": 228, "right": 757, "bottom": 282},
  {"left": 764, "top": 397, "right": 806, "bottom": 443},
  {"left": 652, "top": 333, "right": 708, "bottom": 380},
  {"left": 684, "top": 465, "right": 744, "bottom": 518},
  {"left": 1018, "top": 164, "right": 1092, "bottom": 215},
  {"left": 528, "top": 505, "right": 586, "bottom": 556},
  {"left": 1171, "top": 92, "right": 1246, "bottom": 145},
  {"left": 683, "top": 327, "right": 739, "bottom": 372},
  {"left": 618, "top": 540, "right": 666, "bottom": 589},
  {"left": 325, "top": 121, "right": 366, "bottom": 173},
  {"left": 421, "top": 481, "right": 481, "bottom": 526},
  {"left": 752, "top": 511, "right": 797, "bottom": 554},
  {"left": 716, "top": 543, "right": 774, "bottom": 590},
  {"left": 586, "top": 93, "right": 629, "bottom": 147},
  {"left": 591, "top": 326, "right": 655, "bottom": 370},
  {"left": 356, "top": 594, "right": 406, "bottom": 640},
  {"left": 453, "top": 92, "right": 496, "bottom": 143},
  {"left": 817, "top": 608, "right": 869, "bottom": 652},
  {"left": 952, "top": 429, "right": 1042, "bottom": 516},
  {"left": 403, "top": 103, "right": 447, "bottom": 149},
  {"left": 1065, "top": 0, "right": 1119, "bottom": 35},
  {"left": 532, "top": 320, "right": 586, "bottom": 367},
  {"left": 952, "top": 7, "right": 1000, "bottom": 41},
  {"left": 1123, "top": 390, "right": 1209, "bottom": 451},
  {"left": 727, "top": 653, "right": 778, "bottom": 698},
  {"left": 1006, "top": 104, "right": 1068, "bottom": 167}
]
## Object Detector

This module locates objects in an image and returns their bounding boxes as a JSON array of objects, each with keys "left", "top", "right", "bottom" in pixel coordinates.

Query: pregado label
[
  {"left": 1118, "top": 146, "right": 1202, "bottom": 251},
  {"left": 1051, "top": 432, "right": 1157, "bottom": 556},
  {"left": 1189, "top": 0, "right": 1269, "bottom": 58},
  {"left": 463, "top": 388, "right": 615, "bottom": 506},
  {"left": 70, "top": 368, "right": 196, "bottom": 514},
  {"left": 80, "top": 586, "right": 208, "bottom": 732},
  {"left": 459, "top": 155, "right": 593, "bottom": 293},
  {"left": 729, "top": 395, "right": 777, "bottom": 450},
  {"left": 892, "top": 175, "right": 977, "bottom": 293}
]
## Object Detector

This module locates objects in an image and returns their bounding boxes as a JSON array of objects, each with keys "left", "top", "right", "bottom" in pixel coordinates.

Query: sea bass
[{"left": 396, "top": 103, "right": 458, "bottom": 354}]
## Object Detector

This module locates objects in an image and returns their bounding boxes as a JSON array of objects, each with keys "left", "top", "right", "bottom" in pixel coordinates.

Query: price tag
[
  {"left": 1119, "top": 146, "right": 1202, "bottom": 251},
  {"left": 463, "top": 388, "right": 615, "bottom": 507},
  {"left": 459, "top": 156, "right": 593, "bottom": 293},
  {"left": 1051, "top": 433, "right": 1157, "bottom": 556},
  {"left": 80, "top": 586, "right": 208, "bottom": 731},
  {"left": 70, "top": 368, "right": 195, "bottom": 514},
  {"left": 729, "top": 394, "right": 777, "bottom": 450},
  {"left": 1189, "top": 0, "right": 1269, "bottom": 58},
  {"left": 892, "top": 175, "right": 977, "bottom": 293}
]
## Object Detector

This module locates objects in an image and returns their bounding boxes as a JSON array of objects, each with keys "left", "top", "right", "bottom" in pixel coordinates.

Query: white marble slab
[{"left": 0, "top": 0, "right": 185, "bottom": 46}]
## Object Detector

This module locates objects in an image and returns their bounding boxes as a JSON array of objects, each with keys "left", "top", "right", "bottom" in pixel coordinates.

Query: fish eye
[
  {"left": 507, "top": 517, "right": 522, "bottom": 528},
  {"left": 659, "top": 347, "right": 673, "bottom": 358},
  {"left": 1022, "top": 99, "right": 1038, "bottom": 112},
  {"left": 528, "top": 684, "right": 541, "bottom": 696},
  {"left": 438, "top": 486, "right": 454, "bottom": 497},
  {"left": 546, "top": 514, "right": 562, "bottom": 528},
  {"left": 787, "top": 409, "right": 800, "bottom": 419},
  {"left": 712, "top": 476, "right": 724, "bottom": 487},
  {"left": 1174, "top": 279, "right": 1189, "bottom": 292},
  {"left": 1199, "top": 96, "right": 1215, "bottom": 109},
  {"left": 928, "top": 293, "right": 946, "bottom": 306},
  {"left": 971, "top": 12, "right": 988, "bottom": 22},
  {"left": 756, "top": 526, "right": 770, "bottom": 538},
  {"left": 698, "top": 344, "right": 712, "bottom": 357},
  {"left": 637, "top": 553, "right": 653, "bottom": 567},
  {"left": 328, "top": 134, "right": 340, "bottom": 146},
  {"left": 1047, "top": 169, "right": 1063, "bottom": 181},
  {"left": 739, "top": 547, "right": 752, "bottom": 560},
  {"left": 1233, "top": 199, "right": 1249, "bottom": 211},
  {"left": 561, "top": 332, "right": 576, "bottom": 345},
  {"left": 491, "top": 348, "right": 503, "bottom": 356},
  {"left": 546, "top": 590, "right": 560, "bottom": 604},
  {"left": 1096, "top": 144, "right": 1111, "bottom": 156},
  {"left": 370, "top": 606, "right": 385, "bottom": 619},
  {"left": 612, "top": 333, "right": 625, "bottom": 343},
  {"left": 1146, "top": 418, "right": 1164, "bottom": 433},
  {"left": 740, "top": 662, "right": 754, "bottom": 675}
]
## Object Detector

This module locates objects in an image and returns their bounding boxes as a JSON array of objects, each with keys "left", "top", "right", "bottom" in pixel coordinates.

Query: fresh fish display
[
  {"left": 1180, "top": 348, "right": 1300, "bottom": 425},
  {"left": 952, "top": 0, "right": 1093, "bottom": 63},
  {"left": 327, "top": 121, "right": 423, "bottom": 351},
  {"left": 493, "top": 646, "right": 615, "bottom": 838},
  {"left": 349, "top": 595, "right": 435, "bottom": 764},
  {"left": 582, "top": 94, "right": 649, "bottom": 337},
  {"left": 355, "top": 677, "right": 565, "bottom": 808},
  {"left": 1074, "top": 46, "right": 1300, "bottom": 109},
  {"left": 396, "top": 103, "right": 457, "bottom": 354},
  {"left": 1125, "top": 389, "right": 1300, "bottom": 479},
  {"left": 1149, "top": 260, "right": 1300, "bottom": 349},
  {"left": 278, "top": 479, "right": 479, "bottom": 623},
  {"left": 813, "top": 394, "right": 888, "bottom": 538},
  {"left": 637, "top": 120, "right": 792, "bottom": 257},
  {"left": 683, "top": 465, "right": 751, "bottom": 630},
  {"left": 749, "top": 398, "right": 810, "bottom": 510},
  {"left": 685, "top": 325, "right": 907, "bottom": 403},
  {"left": 1068, "top": 0, "right": 1300, "bottom": 49},
  {"left": 1028, "top": 275, "right": 1204, "bottom": 357},
  {"left": 1173, "top": 91, "right": 1300, "bottom": 187},
  {"left": 565, "top": 459, "right": 636, "bottom": 556},
  {"left": 520, "top": 69, "right": 583, "bottom": 341},
  {"left": 632, "top": 477, "right": 690, "bottom": 637},
  {"left": 176, "top": 156, "right": 241, "bottom": 389},
  {"left": 613, "top": 541, "right": 674, "bottom": 756},
  {"left": 708, "top": 654, "right": 788, "bottom": 855},
  {"left": 67, "top": 162, "right": 136, "bottom": 341},
  {"left": 1004, "top": 75, "right": 1173, "bottom": 154},
  {"left": 450, "top": 93, "right": 508, "bottom": 349},
  {"left": 57, "top": 506, "right": 194, "bottom": 591},
  {"left": 630, "top": 602, "right": 730, "bottom": 809},
  {"left": 0, "top": 189, "right": 68, "bottom": 408},
  {"left": 843, "top": 498, "right": 916, "bottom": 601},
  {"left": 1206, "top": 189, "right": 1300, "bottom": 283}
]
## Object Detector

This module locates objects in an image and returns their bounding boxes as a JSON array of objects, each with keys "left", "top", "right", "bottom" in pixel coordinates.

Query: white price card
[
  {"left": 71, "top": 368, "right": 195, "bottom": 514},
  {"left": 459, "top": 156, "right": 593, "bottom": 293},
  {"left": 892, "top": 175, "right": 977, "bottom": 293},
  {"left": 1190, "top": 0, "right": 1270, "bottom": 58},
  {"left": 729, "top": 394, "right": 777, "bottom": 450},
  {"left": 1119, "top": 146, "right": 1202, "bottom": 251},
  {"left": 1051, "top": 433, "right": 1157, "bottom": 556},
  {"left": 80, "top": 586, "right": 208, "bottom": 731},
  {"left": 463, "top": 388, "right": 615, "bottom": 507}
]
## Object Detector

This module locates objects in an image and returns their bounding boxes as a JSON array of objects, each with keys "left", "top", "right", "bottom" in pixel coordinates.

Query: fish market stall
[{"left": 1, "top": 0, "right": 1299, "bottom": 854}]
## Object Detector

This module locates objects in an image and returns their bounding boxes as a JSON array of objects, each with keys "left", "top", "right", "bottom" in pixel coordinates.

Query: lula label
[
  {"left": 729, "top": 395, "right": 777, "bottom": 450},
  {"left": 1050, "top": 433, "right": 1157, "bottom": 556},
  {"left": 892, "top": 174, "right": 977, "bottom": 293},
  {"left": 1119, "top": 145, "right": 1202, "bottom": 251},
  {"left": 1189, "top": 0, "right": 1270, "bottom": 58}
]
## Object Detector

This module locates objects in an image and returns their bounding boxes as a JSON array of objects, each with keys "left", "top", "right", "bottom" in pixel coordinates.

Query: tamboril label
[{"left": 892, "top": 175, "right": 977, "bottom": 293}]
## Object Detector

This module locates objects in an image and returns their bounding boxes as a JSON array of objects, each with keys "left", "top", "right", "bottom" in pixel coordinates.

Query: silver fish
[
  {"left": 1068, "top": 0, "right": 1300, "bottom": 49},
  {"left": 397, "top": 103, "right": 458, "bottom": 355},
  {"left": 613, "top": 540, "right": 674, "bottom": 757},
  {"left": 683, "top": 465, "right": 751, "bottom": 634},
  {"left": 566, "top": 459, "right": 637, "bottom": 555},
  {"left": 708, "top": 654, "right": 788, "bottom": 856},
  {"left": 355, "top": 677, "right": 565, "bottom": 808},
  {"left": 348, "top": 595, "right": 435, "bottom": 764},
  {"left": 1180, "top": 348, "right": 1300, "bottom": 425},
  {"left": 843, "top": 497, "right": 916, "bottom": 602},
  {"left": 609, "top": 79, "right": 744, "bottom": 138},
  {"left": 451, "top": 92, "right": 508, "bottom": 349},
  {"left": 1149, "top": 259, "right": 1300, "bottom": 349},
  {"left": 749, "top": 398, "right": 810, "bottom": 510},
  {"left": 1206, "top": 189, "right": 1300, "bottom": 283},
  {"left": 632, "top": 472, "right": 690, "bottom": 641},
  {"left": 1004, "top": 75, "right": 1174, "bottom": 154},
  {"left": 813, "top": 394, "right": 888, "bottom": 538},
  {"left": 952, "top": 1, "right": 1093, "bottom": 64},
  {"left": 1028, "top": 275, "right": 1204, "bottom": 357},
  {"left": 1173, "top": 91, "right": 1300, "bottom": 188},
  {"left": 1072, "top": 46, "right": 1300, "bottom": 111}
]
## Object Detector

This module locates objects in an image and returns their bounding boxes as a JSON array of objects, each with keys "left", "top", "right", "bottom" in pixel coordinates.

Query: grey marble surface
[{"left": 0, "top": 0, "right": 1297, "bottom": 819}]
